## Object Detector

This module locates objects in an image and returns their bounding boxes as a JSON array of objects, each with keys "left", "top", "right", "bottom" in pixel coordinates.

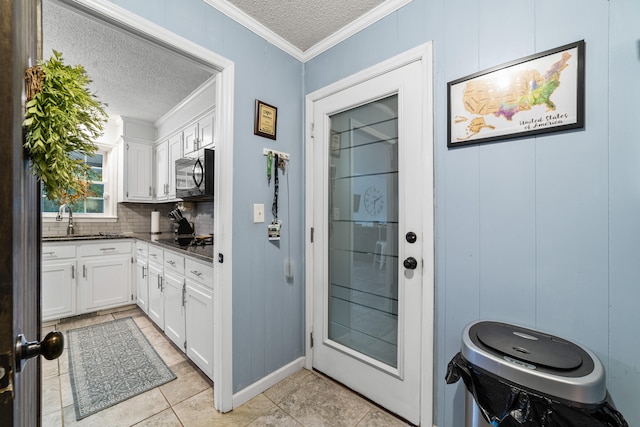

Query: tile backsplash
[{"left": 43, "top": 201, "right": 214, "bottom": 237}]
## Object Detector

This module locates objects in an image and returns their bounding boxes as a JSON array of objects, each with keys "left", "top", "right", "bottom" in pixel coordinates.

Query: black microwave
[{"left": 175, "top": 148, "right": 214, "bottom": 201}]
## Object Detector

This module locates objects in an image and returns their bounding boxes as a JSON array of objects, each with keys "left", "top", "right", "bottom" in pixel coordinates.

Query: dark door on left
[{"left": 0, "top": 1, "right": 59, "bottom": 425}]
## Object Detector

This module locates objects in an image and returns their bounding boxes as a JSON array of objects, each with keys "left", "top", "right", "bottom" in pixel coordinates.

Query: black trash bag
[{"left": 446, "top": 352, "right": 628, "bottom": 427}]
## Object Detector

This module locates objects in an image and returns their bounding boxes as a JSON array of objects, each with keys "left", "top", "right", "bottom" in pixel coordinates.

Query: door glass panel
[{"left": 328, "top": 95, "right": 399, "bottom": 368}]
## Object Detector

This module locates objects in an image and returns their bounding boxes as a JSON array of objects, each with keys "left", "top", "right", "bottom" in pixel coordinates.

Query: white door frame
[
  {"left": 49, "top": 0, "right": 235, "bottom": 413},
  {"left": 305, "top": 42, "right": 434, "bottom": 425}
]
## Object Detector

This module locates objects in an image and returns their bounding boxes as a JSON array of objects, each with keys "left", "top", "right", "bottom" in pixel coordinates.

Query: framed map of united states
[{"left": 447, "top": 40, "right": 585, "bottom": 148}]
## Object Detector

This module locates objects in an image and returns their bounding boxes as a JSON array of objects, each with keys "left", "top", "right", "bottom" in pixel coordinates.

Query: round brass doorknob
[
  {"left": 41, "top": 331, "right": 64, "bottom": 360},
  {"left": 15, "top": 331, "right": 64, "bottom": 372}
]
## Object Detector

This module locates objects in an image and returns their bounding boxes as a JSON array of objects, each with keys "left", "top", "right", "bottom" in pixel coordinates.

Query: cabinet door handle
[
  {"left": 142, "top": 266, "right": 146, "bottom": 279},
  {"left": 167, "top": 260, "right": 175, "bottom": 266},
  {"left": 82, "top": 265, "right": 86, "bottom": 278},
  {"left": 100, "top": 247, "right": 116, "bottom": 252},
  {"left": 182, "top": 283, "right": 186, "bottom": 307},
  {"left": 43, "top": 251, "right": 55, "bottom": 256},
  {"left": 71, "top": 265, "right": 75, "bottom": 279},
  {"left": 190, "top": 270, "right": 202, "bottom": 277},
  {"left": 158, "top": 275, "right": 163, "bottom": 290},
  {"left": 149, "top": 186, "right": 153, "bottom": 197}
]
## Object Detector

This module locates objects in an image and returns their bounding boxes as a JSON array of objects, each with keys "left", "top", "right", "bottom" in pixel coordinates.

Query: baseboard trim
[{"left": 232, "top": 357, "right": 306, "bottom": 408}]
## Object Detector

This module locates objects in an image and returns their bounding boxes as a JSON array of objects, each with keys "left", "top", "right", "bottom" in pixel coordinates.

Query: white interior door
[{"left": 311, "top": 59, "right": 429, "bottom": 424}]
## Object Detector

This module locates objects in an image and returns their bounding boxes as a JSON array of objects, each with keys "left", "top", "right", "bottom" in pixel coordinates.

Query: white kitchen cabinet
[
  {"left": 167, "top": 132, "right": 183, "bottom": 200},
  {"left": 147, "top": 261, "right": 164, "bottom": 329},
  {"left": 42, "top": 262, "right": 76, "bottom": 320},
  {"left": 122, "top": 140, "right": 154, "bottom": 202},
  {"left": 183, "top": 122, "right": 199, "bottom": 157},
  {"left": 183, "top": 111, "right": 215, "bottom": 157},
  {"left": 135, "top": 242, "right": 149, "bottom": 313},
  {"left": 40, "top": 244, "right": 76, "bottom": 321},
  {"left": 185, "top": 257, "right": 214, "bottom": 378},
  {"left": 43, "top": 240, "right": 134, "bottom": 320},
  {"left": 186, "top": 280, "right": 213, "bottom": 378},
  {"left": 198, "top": 111, "right": 215, "bottom": 151},
  {"left": 163, "top": 248, "right": 185, "bottom": 350},
  {"left": 155, "top": 139, "right": 169, "bottom": 201},
  {"left": 78, "top": 241, "right": 133, "bottom": 313},
  {"left": 80, "top": 255, "right": 132, "bottom": 312},
  {"left": 42, "top": 244, "right": 77, "bottom": 321},
  {"left": 140, "top": 241, "right": 214, "bottom": 378},
  {"left": 135, "top": 258, "right": 148, "bottom": 313},
  {"left": 163, "top": 270, "right": 186, "bottom": 350}
]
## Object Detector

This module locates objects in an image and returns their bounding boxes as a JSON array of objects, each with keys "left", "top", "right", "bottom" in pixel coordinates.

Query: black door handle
[{"left": 403, "top": 257, "right": 418, "bottom": 270}]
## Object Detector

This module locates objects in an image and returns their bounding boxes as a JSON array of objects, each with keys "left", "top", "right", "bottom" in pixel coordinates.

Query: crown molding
[
  {"left": 302, "top": 0, "right": 413, "bottom": 61},
  {"left": 202, "top": 0, "right": 306, "bottom": 61},
  {"left": 202, "top": 0, "right": 412, "bottom": 63}
]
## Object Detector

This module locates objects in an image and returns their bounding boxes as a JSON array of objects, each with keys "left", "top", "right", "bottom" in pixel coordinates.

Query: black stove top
[{"left": 152, "top": 235, "right": 214, "bottom": 260}]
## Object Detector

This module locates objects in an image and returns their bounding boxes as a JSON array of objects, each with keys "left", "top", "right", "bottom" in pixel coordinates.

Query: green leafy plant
[{"left": 23, "top": 50, "right": 107, "bottom": 203}]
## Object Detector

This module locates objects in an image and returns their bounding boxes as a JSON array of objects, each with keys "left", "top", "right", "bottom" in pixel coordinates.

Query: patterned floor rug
[{"left": 67, "top": 317, "right": 176, "bottom": 420}]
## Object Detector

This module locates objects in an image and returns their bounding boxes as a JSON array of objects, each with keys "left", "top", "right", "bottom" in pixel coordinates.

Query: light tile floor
[{"left": 41, "top": 306, "right": 410, "bottom": 426}]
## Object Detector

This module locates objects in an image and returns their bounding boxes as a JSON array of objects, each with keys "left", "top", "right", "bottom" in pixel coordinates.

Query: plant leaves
[{"left": 23, "top": 50, "right": 107, "bottom": 202}]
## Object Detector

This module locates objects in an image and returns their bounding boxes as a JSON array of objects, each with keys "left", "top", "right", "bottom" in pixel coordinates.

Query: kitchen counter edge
[{"left": 43, "top": 233, "right": 214, "bottom": 263}]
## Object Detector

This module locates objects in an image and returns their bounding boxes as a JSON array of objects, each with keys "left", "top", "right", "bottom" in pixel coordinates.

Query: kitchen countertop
[{"left": 43, "top": 232, "right": 214, "bottom": 263}]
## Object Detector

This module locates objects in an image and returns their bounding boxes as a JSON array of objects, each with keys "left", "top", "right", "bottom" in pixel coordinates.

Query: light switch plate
[{"left": 253, "top": 204, "right": 264, "bottom": 223}]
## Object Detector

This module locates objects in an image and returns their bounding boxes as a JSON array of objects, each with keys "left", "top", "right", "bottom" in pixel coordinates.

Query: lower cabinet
[
  {"left": 80, "top": 255, "right": 132, "bottom": 313},
  {"left": 135, "top": 241, "right": 149, "bottom": 314},
  {"left": 43, "top": 238, "right": 214, "bottom": 379},
  {"left": 42, "top": 240, "right": 133, "bottom": 321},
  {"left": 42, "top": 260, "right": 76, "bottom": 320},
  {"left": 134, "top": 241, "right": 214, "bottom": 379},
  {"left": 147, "top": 262, "right": 164, "bottom": 328},
  {"left": 135, "top": 257, "right": 149, "bottom": 314},
  {"left": 163, "top": 270, "right": 186, "bottom": 350},
  {"left": 186, "top": 279, "right": 213, "bottom": 377}
]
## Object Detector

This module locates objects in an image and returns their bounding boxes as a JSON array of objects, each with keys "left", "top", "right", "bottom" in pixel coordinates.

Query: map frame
[{"left": 447, "top": 40, "right": 585, "bottom": 148}]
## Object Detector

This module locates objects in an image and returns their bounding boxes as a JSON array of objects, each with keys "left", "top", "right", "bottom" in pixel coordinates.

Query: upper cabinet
[
  {"left": 156, "top": 132, "right": 184, "bottom": 202},
  {"left": 118, "top": 77, "right": 216, "bottom": 204},
  {"left": 167, "top": 132, "right": 183, "bottom": 200},
  {"left": 198, "top": 111, "right": 215, "bottom": 151},
  {"left": 183, "top": 111, "right": 215, "bottom": 158},
  {"left": 155, "top": 139, "right": 169, "bottom": 201},
  {"left": 119, "top": 118, "right": 155, "bottom": 203}
]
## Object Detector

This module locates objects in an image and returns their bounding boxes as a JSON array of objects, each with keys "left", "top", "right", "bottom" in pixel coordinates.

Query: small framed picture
[{"left": 254, "top": 99, "right": 278, "bottom": 140}]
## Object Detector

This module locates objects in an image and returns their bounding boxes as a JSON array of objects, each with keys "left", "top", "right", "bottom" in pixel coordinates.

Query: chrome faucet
[{"left": 56, "top": 204, "right": 74, "bottom": 235}]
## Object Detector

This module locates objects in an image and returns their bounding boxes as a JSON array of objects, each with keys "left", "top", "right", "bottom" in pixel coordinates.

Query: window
[{"left": 42, "top": 144, "right": 117, "bottom": 220}]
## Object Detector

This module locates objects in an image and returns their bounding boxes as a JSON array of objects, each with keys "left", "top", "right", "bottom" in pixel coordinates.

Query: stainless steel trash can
[{"left": 461, "top": 321, "right": 606, "bottom": 427}]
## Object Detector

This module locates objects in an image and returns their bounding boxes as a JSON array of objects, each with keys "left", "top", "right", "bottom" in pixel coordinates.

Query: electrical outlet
[{"left": 253, "top": 204, "right": 264, "bottom": 223}]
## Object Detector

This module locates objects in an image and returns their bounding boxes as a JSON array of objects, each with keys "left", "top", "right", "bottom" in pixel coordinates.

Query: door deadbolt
[{"left": 403, "top": 257, "right": 418, "bottom": 270}]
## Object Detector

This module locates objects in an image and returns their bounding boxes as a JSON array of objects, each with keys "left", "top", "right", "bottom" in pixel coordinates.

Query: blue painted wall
[
  {"left": 102, "top": 0, "right": 640, "bottom": 423},
  {"left": 305, "top": 0, "right": 640, "bottom": 425},
  {"left": 107, "top": 0, "right": 306, "bottom": 393}
]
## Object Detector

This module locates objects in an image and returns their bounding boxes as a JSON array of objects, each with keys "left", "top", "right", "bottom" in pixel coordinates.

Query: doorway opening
[{"left": 41, "top": 0, "right": 234, "bottom": 414}]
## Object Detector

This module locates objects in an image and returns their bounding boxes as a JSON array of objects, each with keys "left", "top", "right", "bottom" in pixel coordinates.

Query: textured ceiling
[
  {"left": 227, "top": 0, "right": 387, "bottom": 52},
  {"left": 43, "top": 1, "right": 215, "bottom": 123},
  {"left": 42, "top": 0, "right": 393, "bottom": 124}
]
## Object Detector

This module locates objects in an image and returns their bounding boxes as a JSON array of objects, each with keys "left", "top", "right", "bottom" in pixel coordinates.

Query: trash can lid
[
  {"left": 475, "top": 321, "right": 583, "bottom": 370},
  {"left": 461, "top": 321, "right": 607, "bottom": 404}
]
